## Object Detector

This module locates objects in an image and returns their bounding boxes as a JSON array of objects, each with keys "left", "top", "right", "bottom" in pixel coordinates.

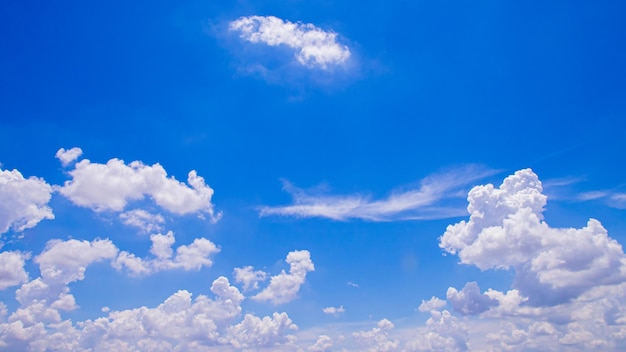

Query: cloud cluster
[
  {"left": 260, "top": 166, "right": 497, "bottom": 221},
  {"left": 113, "top": 231, "right": 220, "bottom": 276},
  {"left": 1, "top": 276, "right": 300, "bottom": 351},
  {"left": 58, "top": 157, "right": 220, "bottom": 221},
  {"left": 0, "top": 168, "right": 54, "bottom": 234},
  {"left": 229, "top": 15, "right": 350, "bottom": 69},
  {"left": 252, "top": 250, "right": 315, "bottom": 305},
  {"left": 430, "top": 168, "right": 626, "bottom": 350}
]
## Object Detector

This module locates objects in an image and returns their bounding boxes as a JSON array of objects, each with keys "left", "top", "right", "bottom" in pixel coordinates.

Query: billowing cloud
[
  {"left": 0, "top": 168, "right": 54, "bottom": 234},
  {"left": 233, "top": 265, "right": 267, "bottom": 291},
  {"left": 260, "top": 165, "right": 498, "bottom": 221},
  {"left": 112, "top": 231, "right": 220, "bottom": 276},
  {"left": 1, "top": 276, "right": 299, "bottom": 351},
  {"left": 229, "top": 16, "right": 350, "bottom": 69},
  {"left": 423, "top": 168, "right": 626, "bottom": 350},
  {"left": 418, "top": 296, "right": 447, "bottom": 312},
  {"left": 0, "top": 251, "right": 29, "bottom": 290},
  {"left": 253, "top": 250, "right": 315, "bottom": 305},
  {"left": 55, "top": 147, "right": 83, "bottom": 167},
  {"left": 58, "top": 157, "right": 221, "bottom": 221},
  {"left": 119, "top": 209, "right": 165, "bottom": 233},
  {"left": 440, "top": 168, "right": 626, "bottom": 306},
  {"left": 309, "top": 335, "right": 333, "bottom": 351}
]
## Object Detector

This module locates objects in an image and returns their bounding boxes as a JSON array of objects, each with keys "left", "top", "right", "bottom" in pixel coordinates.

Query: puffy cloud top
[{"left": 0, "top": 168, "right": 54, "bottom": 234}]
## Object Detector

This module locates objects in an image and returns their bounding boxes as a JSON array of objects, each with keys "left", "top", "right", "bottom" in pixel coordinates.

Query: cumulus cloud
[
  {"left": 322, "top": 305, "right": 345, "bottom": 317},
  {"left": 253, "top": 250, "right": 315, "bottom": 305},
  {"left": 229, "top": 15, "right": 350, "bottom": 69},
  {"left": 119, "top": 209, "right": 165, "bottom": 233},
  {"left": 0, "top": 168, "right": 54, "bottom": 234},
  {"left": 440, "top": 168, "right": 626, "bottom": 306},
  {"left": 0, "top": 276, "right": 300, "bottom": 351},
  {"left": 309, "top": 335, "right": 333, "bottom": 351},
  {"left": 233, "top": 265, "right": 267, "bottom": 291},
  {"left": 352, "top": 319, "right": 398, "bottom": 352},
  {"left": 112, "top": 231, "right": 220, "bottom": 276},
  {"left": 418, "top": 296, "right": 447, "bottom": 312},
  {"left": 55, "top": 147, "right": 83, "bottom": 167},
  {"left": 0, "top": 251, "right": 29, "bottom": 290},
  {"left": 403, "top": 310, "right": 469, "bottom": 352},
  {"left": 58, "top": 157, "right": 221, "bottom": 221},
  {"left": 260, "top": 165, "right": 497, "bottom": 221},
  {"left": 416, "top": 168, "right": 626, "bottom": 350}
]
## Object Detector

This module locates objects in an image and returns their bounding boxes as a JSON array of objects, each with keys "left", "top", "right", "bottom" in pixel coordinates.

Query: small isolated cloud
[
  {"left": 119, "top": 209, "right": 165, "bottom": 233},
  {"left": 233, "top": 266, "right": 267, "bottom": 291},
  {"left": 58, "top": 155, "right": 221, "bottom": 221},
  {"left": 55, "top": 147, "right": 83, "bottom": 167},
  {"left": 113, "top": 231, "right": 220, "bottom": 276},
  {"left": 229, "top": 15, "right": 350, "bottom": 69},
  {"left": 322, "top": 305, "right": 345, "bottom": 317},
  {"left": 0, "top": 168, "right": 54, "bottom": 234},
  {"left": 252, "top": 250, "right": 315, "bottom": 305},
  {"left": 260, "top": 165, "right": 498, "bottom": 221}
]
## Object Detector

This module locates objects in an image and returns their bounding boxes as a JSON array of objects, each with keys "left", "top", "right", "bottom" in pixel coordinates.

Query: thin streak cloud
[{"left": 259, "top": 166, "right": 499, "bottom": 221}]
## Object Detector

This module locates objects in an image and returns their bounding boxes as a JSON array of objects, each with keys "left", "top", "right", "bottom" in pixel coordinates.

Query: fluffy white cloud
[
  {"left": 58, "top": 157, "right": 221, "bottom": 220},
  {"left": 55, "top": 147, "right": 83, "bottom": 167},
  {"left": 0, "top": 276, "right": 300, "bottom": 351},
  {"left": 119, "top": 209, "right": 165, "bottom": 233},
  {"left": 322, "top": 305, "right": 345, "bottom": 317},
  {"left": 418, "top": 296, "right": 447, "bottom": 312},
  {"left": 0, "top": 168, "right": 54, "bottom": 234},
  {"left": 36, "top": 238, "right": 118, "bottom": 285},
  {"left": 352, "top": 319, "right": 398, "bottom": 352},
  {"left": 0, "top": 251, "right": 29, "bottom": 290},
  {"left": 440, "top": 168, "right": 626, "bottom": 306},
  {"left": 422, "top": 168, "right": 626, "bottom": 350},
  {"left": 403, "top": 310, "right": 468, "bottom": 352},
  {"left": 252, "top": 250, "right": 315, "bottom": 305},
  {"left": 233, "top": 265, "right": 267, "bottom": 291},
  {"left": 260, "top": 166, "right": 497, "bottom": 221},
  {"left": 229, "top": 15, "right": 350, "bottom": 69},
  {"left": 308, "top": 335, "right": 333, "bottom": 351},
  {"left": 113, "top": 231, "right": 220, "bottom": 276}
]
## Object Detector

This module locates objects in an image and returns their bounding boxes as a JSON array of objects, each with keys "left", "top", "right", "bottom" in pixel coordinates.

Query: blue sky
[{"left": 1, "top": 1, "right": 626, "bottom": 350}]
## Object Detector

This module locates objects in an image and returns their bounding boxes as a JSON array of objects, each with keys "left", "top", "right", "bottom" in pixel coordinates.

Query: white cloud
[
  {"left": 112, "top": 231, "right": 220, "bottom": 276},
  {"left": 0, "top": 276, "right": 301, "bottom": 351},
  {"left": 308, "top": 335, "right": 333, "bottom": 351},
  {"left": 58, "top": 157, "right": 221, "bottom": 221},
  {"left": 446, "top": 282, "right": 498, "bottom": 315},
  {"left": 0, "top": 168, "right": 54, "bottom": 234},
  {"left": 229, "top": 16, "right": 350, "bottom": 69},
  {"left": 119, "top": 209, "right": 165, "bottom": 233},
  {"left": 55, "top": 147, "right": 83, "bottom": 167},
  {"left": 352, "top": 319, "right": 398, "bottom": 352},
  {"left": 233, "top": 266, "right": 267, "bottom": 291},
  {"left": 418, "top": 296, "right": 447, "bottom": 312},
  {"left": 35, "top": 238, "right": 118, "bottom": 285},
  {"left": 260, "top": 165, "right": 498, "bottom": 221},
  {"left": 440, "top": 168, "right": 626, "bottom": 306},
  {"left": 0, "top": 251, "right": 29, "bottom": 290},
  {"left": 253, "top": 250, "right": 315, "bottom": 305},
  {"left": 403, "top": 310, "right": 469, "bottom": 352},
  {"left": 322, "top": 305, "right": 345, "bottom": 317}
]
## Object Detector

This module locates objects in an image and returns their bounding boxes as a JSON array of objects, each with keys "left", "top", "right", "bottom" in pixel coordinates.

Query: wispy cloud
[{"left": 259, "top": 165, "right": 499, "bottom": 221}]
